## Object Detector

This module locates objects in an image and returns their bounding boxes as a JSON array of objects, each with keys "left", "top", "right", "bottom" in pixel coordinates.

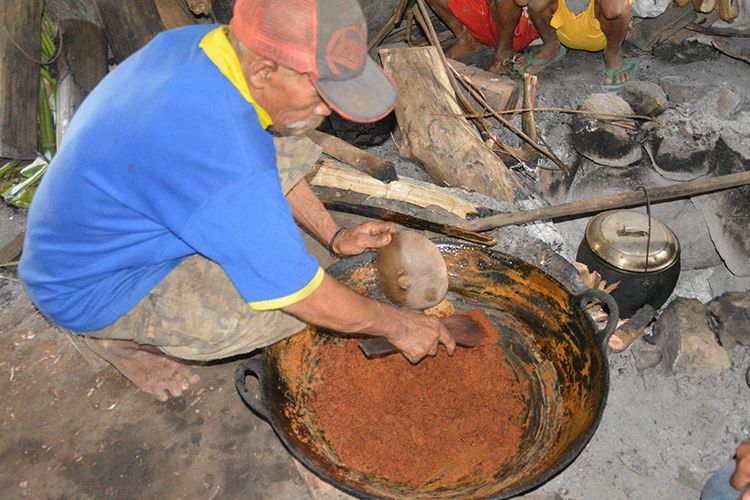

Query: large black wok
[{"left": 235, "top": 240, "right": 618, "bottom": 499}]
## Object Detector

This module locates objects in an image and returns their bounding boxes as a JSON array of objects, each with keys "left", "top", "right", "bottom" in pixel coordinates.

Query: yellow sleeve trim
[
  {"left": 249, "top": 266, "right": 325, "bottom": 311},
  {"left": 199, "top": 26, "right": 273, "bottom": 129}
]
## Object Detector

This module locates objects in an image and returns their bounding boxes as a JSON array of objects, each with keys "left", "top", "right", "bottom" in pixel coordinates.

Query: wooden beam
[
  {"left": 461, "top": 171, "right": 750, "bottom": 232},
  {"left": 309, "top": 159, "right": 480, "bottom": 219},
  {"left": 307, "top": 130, "right": 397, "bottom": 183},
  {"left": 56, "top": 19, "right": 109, "bottom": 145},
  {"left": 380, "top": 46, "right": 525, "bottom": 202},
  {"left": 94, "top": 0, "right": 165, "bottom": 63},
  {"left": 0, "top": 0, "right": 43, "bottom": 159}
]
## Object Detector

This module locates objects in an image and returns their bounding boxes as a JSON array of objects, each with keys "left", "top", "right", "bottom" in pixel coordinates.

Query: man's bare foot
[
  {"left": 489, "top": 48, "right": 516, "bottom": 74},
  {"left": 84, "top": 337, "right": 200, "bottom": 401},
  {"left": 446, "top": 35, "right": 481, "bottom": 59}
]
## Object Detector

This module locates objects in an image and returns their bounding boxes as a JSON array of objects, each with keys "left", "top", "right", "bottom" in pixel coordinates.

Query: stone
[
  {"left": 694, "top": 188, "right": 750, "bottom": 277},
  {"left": 649, "top": 124, "right": 715, "bottom": 181},
  {"left": 707, "top": 291, "right": 750, "bottom": 348},
  {"left": 690, "top": 135, "right": 750, "bottom": 277},
  {"left": 0, "top": 204, "right": 26, "bottom": 264},
  {"left": 646, "top": 199, "right": 722, "bottom": 270},
  {"left": 537, "top": 122, "right": 578, "bottom": 204},
  {"left": 571, "top": 93, "right": 642, "bottom": 167},
  {"left": 652, "top": 297, "right": 731, "bottom": 376},
  {"left": 708, "top": 265, "right": 750, "bottom": 296},
  {"left": 717, "top": 88, "right": 741, "bottom": 120},
  {"left": 631, "top": 337, "right": 663, "bottom": 371},
  {"left": 659, "top": 76, "right": 712, "bottom": 105},
  {"left": 620, "top": 80, "right": 669, "bottom": 117}
]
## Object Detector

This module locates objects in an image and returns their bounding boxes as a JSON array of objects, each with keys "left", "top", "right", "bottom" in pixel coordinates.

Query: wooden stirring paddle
[{"left": 358, "top": 311, "right": 488, "bottom": 359}]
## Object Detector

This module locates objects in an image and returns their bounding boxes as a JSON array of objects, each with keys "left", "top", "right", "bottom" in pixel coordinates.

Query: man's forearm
[
  {"left": 283, "top": 274, "right": 398, "bottom": 337},
  {"left": 286, "top": 179, "right": 339, "bottom": 247}
]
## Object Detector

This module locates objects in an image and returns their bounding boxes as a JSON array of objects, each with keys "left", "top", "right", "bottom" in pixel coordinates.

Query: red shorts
[{"left": 447, "top": 0, "right": 540, "bottom": 51}]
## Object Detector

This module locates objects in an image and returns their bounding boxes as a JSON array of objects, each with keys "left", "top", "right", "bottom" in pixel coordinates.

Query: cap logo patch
[{"left": 325, "top": 26, "right": 366, "bottom": 77}]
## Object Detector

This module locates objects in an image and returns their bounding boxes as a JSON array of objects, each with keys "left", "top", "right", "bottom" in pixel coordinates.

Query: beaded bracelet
[{"left": 327, "top": 227, "right": 348, "bottom": 258}]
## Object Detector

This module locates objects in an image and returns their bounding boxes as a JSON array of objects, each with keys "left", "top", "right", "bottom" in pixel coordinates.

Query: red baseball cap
[{"left": 229, "top": 0, "right": 398, "bottom": 123}]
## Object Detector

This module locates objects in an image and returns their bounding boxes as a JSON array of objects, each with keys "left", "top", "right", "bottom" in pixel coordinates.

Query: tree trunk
[
  {"left": 56, "top": 19, "right": 109, "bottom": 145},
  {"left": 0, "top": 0, "right": 43, "bottom": 159},
  {"left": 380, "top": 46, "right": 525, "bottom": 202},
  {"left": 94, "top": 0, "right": 164, "bottom": 63}
]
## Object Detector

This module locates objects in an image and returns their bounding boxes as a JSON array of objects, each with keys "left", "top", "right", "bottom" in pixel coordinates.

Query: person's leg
[
  {"left": 488, "top": 0, "right": 523, "bottom": 73},
  {"left": 426, "top": 0, "right": 482, "bottom": 58},
  {"left": 594, "top": 0, "right": 633, "bottom": 86},
  {"left": 513, "top": 0, "right": 563, "bottom": 74},
  {"left": 702, "top": 460, "right": 742, "bottom": 500},
  {"left": 83, "top": 136, "right": 322, "bottom": 402}
]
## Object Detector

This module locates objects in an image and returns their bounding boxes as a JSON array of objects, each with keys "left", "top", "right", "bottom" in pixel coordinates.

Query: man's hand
[
  {"left": 332, "top": 221, "right": 395, "bottom": 256},
  {"left": 381, "top": 306, "right": 457, "bottom": 364},
  {"left": 731, "top": 438, "right": 750, "bottom": 497}
]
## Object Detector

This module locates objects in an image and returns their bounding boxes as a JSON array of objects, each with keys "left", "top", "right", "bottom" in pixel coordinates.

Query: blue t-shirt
[{"left": 19, "top": 25, "right": 322, "bottom": 332}]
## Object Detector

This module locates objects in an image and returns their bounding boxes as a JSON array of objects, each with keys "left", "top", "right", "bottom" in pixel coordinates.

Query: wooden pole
[
  {"left": 0, "top": 0, "right": 43, "bottom": 159},
  {"left": 56, "top": 19, "right": 109, "bottom": 145},
  {"left": 94, "top": 0, "right": 164, "bottom": 63},
  {"left": 461, "top": 171, "right": 750, "bottom": 232},
  {"left": 308, "top": 131, "right": 397, "bottom": 183}
]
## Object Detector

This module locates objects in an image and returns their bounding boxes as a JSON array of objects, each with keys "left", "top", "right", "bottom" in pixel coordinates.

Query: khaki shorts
[{"left": 82, "top": 135, "right": 323, "bottom": 361}]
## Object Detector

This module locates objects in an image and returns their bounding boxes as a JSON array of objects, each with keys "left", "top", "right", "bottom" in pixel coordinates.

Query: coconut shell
[{"left": 376, "top": 231, "right": 449, "bottom": 309}]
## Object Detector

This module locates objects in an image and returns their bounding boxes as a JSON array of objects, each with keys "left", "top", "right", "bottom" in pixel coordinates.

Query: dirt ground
[{"left": 2, "top": 30, "right": 750, "bottom": 500}]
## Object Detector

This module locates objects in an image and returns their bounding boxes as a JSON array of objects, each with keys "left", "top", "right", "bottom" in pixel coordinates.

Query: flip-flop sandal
[
  {"left": 513, "top": 45, "right": 567, "bottom": 76},
  {"left": 601, "top": 57, "right": 639, "bottom": 90}
]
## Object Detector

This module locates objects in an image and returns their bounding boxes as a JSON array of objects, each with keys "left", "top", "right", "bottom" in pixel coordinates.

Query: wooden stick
[
  {"left": 322, "top": 200, "right": 496, "bottom": 247},
  {"left": 608, "top": 304, "right": 656, "bottom": 352},
  {"left": 310, "top": 159, "right": 480, "bottom": 218},
  {"left": 307, "top": 130, "right": 397, "bottom": 183},
  {"left": 367, "top": 0, "right": 410, "bottom": 51},
  {"left": 461, "top": 171, "right": 750, "bottom": 231}
]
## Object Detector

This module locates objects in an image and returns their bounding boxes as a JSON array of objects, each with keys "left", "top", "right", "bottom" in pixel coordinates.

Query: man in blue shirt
[{"left": 19, "top": 0, "right": 456, "bottom": 401}]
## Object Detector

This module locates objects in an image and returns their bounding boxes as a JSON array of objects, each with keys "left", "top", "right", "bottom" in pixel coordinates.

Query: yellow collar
[{"left": 199, "top": 26, "right": 273, "bottom": 129}]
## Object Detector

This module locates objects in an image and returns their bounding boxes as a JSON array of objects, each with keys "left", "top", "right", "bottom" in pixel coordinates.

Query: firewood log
[
  {"left": 56, "top": 19, "right": 109, "bottom": 145},
  {"left": 0, "top": 0, "right": 43, "bottom": 159},
  {"left": 380, "top": 46, "right": 526, "bottom": 202},
  {"left": 94, "top": 0, "right": 165, "bottom": 63}
]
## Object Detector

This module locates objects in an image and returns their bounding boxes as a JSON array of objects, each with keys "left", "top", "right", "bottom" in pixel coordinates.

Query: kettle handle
[
  {"left": 576, "top": 288, "right": 620, "bottom": 351},
  {"left": 234, "top": 354, "right": 273, "bottom": 422}
]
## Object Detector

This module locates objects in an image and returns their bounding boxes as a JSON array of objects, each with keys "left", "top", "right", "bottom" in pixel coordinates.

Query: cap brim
[{"left": 313, "top": 57, "right": 398, "bottom": 123}]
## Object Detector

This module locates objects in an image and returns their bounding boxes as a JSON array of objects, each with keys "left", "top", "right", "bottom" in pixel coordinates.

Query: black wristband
[{"left": 327, "top": 227, "right": 348, "bottom": 258}]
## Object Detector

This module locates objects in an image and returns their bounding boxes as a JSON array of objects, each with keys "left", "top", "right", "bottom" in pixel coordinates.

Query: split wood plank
[
  {"left": 94, "top": 0, "right": 165, "bottom": 63},
  {"left": 0, "top": 0, "right": 43, "bottom": 159},
  {"left": 380, "top": 46, "right": 525, "bottom": 202},
  {"left": 154, "top": 0, "right": 197, "bottom": 30},
  {"left": 628, "top": 5, "right": 698, "bottom": 51},
  {"left": 449, "top": 59, "right": 520, "bottom": 118},
  {"left": 307, "top": 130, "right": 397, "bottom": 183},
  {"left": 56, "top": 19, "right": 109, "bottom": 145},
  {"left": 461, "top": 170, "right": 750, "bottom": 232},
  {"left": 309, "top": 159, "right": 480, "bottom": 218}
]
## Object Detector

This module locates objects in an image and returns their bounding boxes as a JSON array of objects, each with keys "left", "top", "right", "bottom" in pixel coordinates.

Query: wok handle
[
  {"left": 576, "top": 288, "right": 620, "bottom": 351},
  {"left": 234, "top": 355, "right": 273, "bottom": 422}
]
